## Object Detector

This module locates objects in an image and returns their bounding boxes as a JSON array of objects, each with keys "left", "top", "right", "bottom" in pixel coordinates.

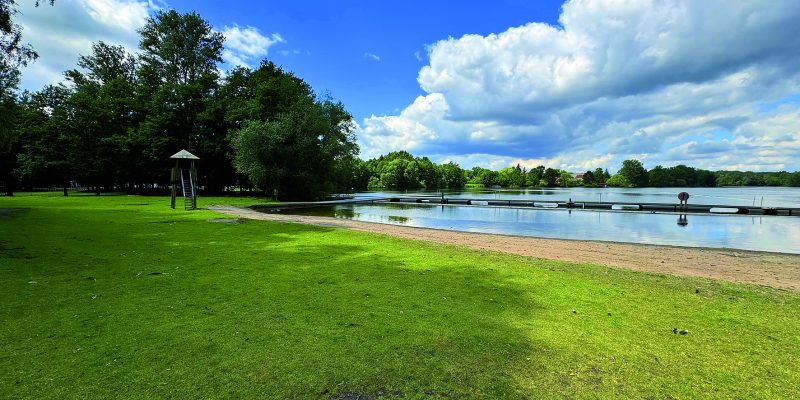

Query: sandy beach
[{"left": 209, "top": 205, "right": 800, "bottom": 292}]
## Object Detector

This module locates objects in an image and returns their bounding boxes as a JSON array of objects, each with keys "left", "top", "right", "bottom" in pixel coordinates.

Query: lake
[
  {"left": 270, "top": 187, "right": 800, "bottom": 254},
  {"left": 355, "top": 186, "right": 800, "bottom": 208}
]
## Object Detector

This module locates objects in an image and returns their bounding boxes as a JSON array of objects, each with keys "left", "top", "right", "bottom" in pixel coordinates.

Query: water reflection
[
  {"left": 334, "top": 208, "right": 359, "bottom": 219},
  {"left": 271, "top": 203, "right": 800, "bottom": 254},
  {"left": 355, "top": 187, "right": 800, "bottom": 208},
  {"left": 387, "top": 215, "right": 409, "bottom": 224}
]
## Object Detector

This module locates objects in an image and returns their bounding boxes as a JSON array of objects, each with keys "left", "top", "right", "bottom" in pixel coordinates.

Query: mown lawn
[{"left": 1, "top": 193, "right": 798, "bottom": 399}]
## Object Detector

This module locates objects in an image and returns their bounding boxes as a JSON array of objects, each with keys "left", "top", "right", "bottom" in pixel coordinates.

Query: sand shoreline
[{"left": 209, "top": 205, "right": 800, "bottom": 292}]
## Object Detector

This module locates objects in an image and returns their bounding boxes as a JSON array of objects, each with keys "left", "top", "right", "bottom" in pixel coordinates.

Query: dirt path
[{"left": 209, "top": 205, "right": 800, "bottom": 292}]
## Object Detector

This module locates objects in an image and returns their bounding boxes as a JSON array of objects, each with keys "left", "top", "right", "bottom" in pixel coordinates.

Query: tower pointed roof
[{"left": 170, "top": 149, "right": 199, "bottom": 160}]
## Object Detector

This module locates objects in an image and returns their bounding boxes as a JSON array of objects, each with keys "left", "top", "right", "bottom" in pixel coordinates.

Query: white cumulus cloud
[
  {"left": 359, "top": 0, "right": 800, "bottom": 172},
  {"left": 221, "top": 25, "right": 284, "bottom": 67},
  {"left": 16, "top": 1, "right": 285, "bottom": 89},
  {"left": 17, "top": 0, "right": 158, "bottom": 91}
]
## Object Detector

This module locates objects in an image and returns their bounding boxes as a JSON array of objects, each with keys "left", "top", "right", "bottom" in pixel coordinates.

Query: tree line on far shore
[
  {"left": 350, "top": 155, "right": 800, "bottom": 191},
  {"left": 1, "top": 6, "right": 799, "bottom": 200}
]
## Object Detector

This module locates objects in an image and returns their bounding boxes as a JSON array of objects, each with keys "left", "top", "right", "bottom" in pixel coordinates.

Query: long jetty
[{"left": 384, "top": 195, "right": 800, "bottom": 216}]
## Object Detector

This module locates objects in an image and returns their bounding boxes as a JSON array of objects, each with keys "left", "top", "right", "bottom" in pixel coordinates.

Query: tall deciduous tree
[
  {"left": 582, "top": 170, "right": 595, "bottom": 186},
  {"left": 229, "top": 92, "right": 358, "bottom": 200},
  {"left": 138, "top": 10, "right": 222, "bottom": 85},
  {"left": 15, "top": 85, "right": 76, "bottom": 195},
  {"left": 1, "top": 0, "right": 53, "bottom": 194},
  {"left": 559, "top": 171, "right": 575, "bottom": 187},
  {"left": 543, "top": 168, "right": 560, "bottom": 187},
  {"left": 619, "top": 159, "right": 648, "bottom": 187},
  {"left": 1, "top": 0, "right": 40, "bottom": 95},
  {"left": 137, "top": 10, "right": 226, "bottom": 191},
  {"left": 606, "top": 173, "right": 631, "bottom": 187},
  {"left": 527, "top": 165, "right": 545, "bottom": 186},
  {"left": 438, "top": 162, "right": 466, "bottom": 189},
  {"left": 64, "top": 42, "right": 140, "bottom": 193}
]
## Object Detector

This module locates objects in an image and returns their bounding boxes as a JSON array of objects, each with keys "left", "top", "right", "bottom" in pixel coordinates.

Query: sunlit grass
[{"left": 1, "top": 194, "right": 798, "bottom": 398}]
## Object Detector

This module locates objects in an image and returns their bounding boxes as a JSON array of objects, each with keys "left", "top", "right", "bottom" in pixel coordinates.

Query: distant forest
[
  {"left": 351, "top": 152, "right": 800, "bottom": 191},
  {"left": 1, "top": 8, "right": 798, "bottom": 200}
]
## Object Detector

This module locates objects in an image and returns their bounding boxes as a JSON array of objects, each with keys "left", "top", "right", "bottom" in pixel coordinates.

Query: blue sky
[
  {"left": 171, "top": 0, "right": 564, "bottom": 122},
  {"left": 16, "top": 0, "right": 800, "bottom": 172}
]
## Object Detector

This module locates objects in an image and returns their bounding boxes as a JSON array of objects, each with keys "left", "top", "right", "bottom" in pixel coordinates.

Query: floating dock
[
  {"left": 253, "top": 194, "right": 799, "bottom": 217},
  {"left": 383, "top": 195, "right": 800, "bottom": 216}
]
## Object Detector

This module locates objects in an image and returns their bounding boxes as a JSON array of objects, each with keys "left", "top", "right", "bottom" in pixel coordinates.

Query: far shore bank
[{"left": 210, "top": 205, "right": 800, "bottom": 292}]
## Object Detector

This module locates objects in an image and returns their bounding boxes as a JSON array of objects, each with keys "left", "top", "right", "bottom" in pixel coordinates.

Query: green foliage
[
  {"left": 715, "top": 170, "right": 800, "bottom": 187},
  {"left": 4, "top": 5, "right": 800, "bottom": 197},
  {"left": 1, "top": 0, "right": 48, "bottom": 95},
  {"left": 219, "top": 61, "right": 324, "bottom": 193},
  {"left": 0, "top": 94, "right": 17, "bottom": 194},
  {"left": 619, "top": 159, "right": 648, "bottom": 187},
  {"left": 223, "top": 62, "right": 315, "bottom": 126},
  {"left": 581, "top": 170, "right": 595, "bottom": 186},
  {"left": 14, "top": 85, "right": 75, "bottom": 187},
  {"left": 356, "top": 152, "right": 469, "bottom": 191},
  {"left": 358, "top": 153, "right": 468, "bottom": 191},
  {"left": 137, "top": 10, "right": 229, "bottom": 191},
  {"left": 138, "top": 10, "right": 223, "bottom": 85},
  {"left": 63, "top": 42, "right": 140, "bottom": 191},
  {"left": 466, "top": 166, "right": 499, "bottom": 187},
  {"left": 606, "top": 173, "right": 631, "bottom": 187},
  {"left": 543, "top": 168, "right": 560, "bottom": 187},
  {"left": 559, "top": 171, "right": 575, "bottom": 187},
  {"left": 229, "top": 100, "right": 358, "bottom": 200},
  {"left": 593, "top": 168, "right": 608, "bottom": 184},
  {"left": 229, "top": 118, "right": 289, "bottom": 192},
  {"left": 647, "top": 164, "right": 716, "bottom": 187},
  {"left": 0, "top": 0, "right": 54, "bottom": 194},
  {"left": 3, "top": 9, "right": 360, "bottom": 199},
  {"left": 498, "top": 164, "right": 526, "bottom": 187},
  {"left": 526, "top": 165, "right": 545, "bottom": 187},
  {"left": 439, "top": 161, "right": 467, "bottom": 189},
  {"left": 791, "top": 172, "right": 800, "bottom": 187}
]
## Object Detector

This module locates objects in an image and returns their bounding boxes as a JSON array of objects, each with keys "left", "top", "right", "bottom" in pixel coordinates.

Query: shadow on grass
[
  {"left": 171, "top": 240, "right": 552, "bottom": 398},
  {"left": 4, "top": 199, "right": 798, "bottom": 398},
  {"left": 0, "top": 204, "right": 551, "bottom": 398}
]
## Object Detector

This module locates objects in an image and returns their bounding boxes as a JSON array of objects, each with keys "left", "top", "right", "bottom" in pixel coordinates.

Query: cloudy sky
[{"left": 15, "top": 0, "right": 800, "bottom": 172}]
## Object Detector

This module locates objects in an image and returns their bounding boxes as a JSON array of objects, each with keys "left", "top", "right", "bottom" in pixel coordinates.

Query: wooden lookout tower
[{"left": 170, "top": 149, "right": 199, "bottom": 210}]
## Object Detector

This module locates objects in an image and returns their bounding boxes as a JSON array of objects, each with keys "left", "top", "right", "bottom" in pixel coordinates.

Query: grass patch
[{"left": 1, "top": 194, "right": 799, "bottom": 398}]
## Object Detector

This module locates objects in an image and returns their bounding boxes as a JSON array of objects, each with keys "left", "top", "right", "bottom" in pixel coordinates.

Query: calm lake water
[
  {"left": 270, "top": 187, "right": 800, "bottom": 254},
  {"left": 355, "top": 186, "right": 800, "bottom": 208}
]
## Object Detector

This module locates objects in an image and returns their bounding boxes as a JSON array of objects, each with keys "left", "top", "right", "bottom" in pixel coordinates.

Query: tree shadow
[{"left": 142, "top": 237, "right": 557, "bottom": 398}]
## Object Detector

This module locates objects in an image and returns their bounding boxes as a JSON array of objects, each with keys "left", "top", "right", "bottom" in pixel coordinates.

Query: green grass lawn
[{"left": 1, "top": 193, "right": 799, "bottom": 399}]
